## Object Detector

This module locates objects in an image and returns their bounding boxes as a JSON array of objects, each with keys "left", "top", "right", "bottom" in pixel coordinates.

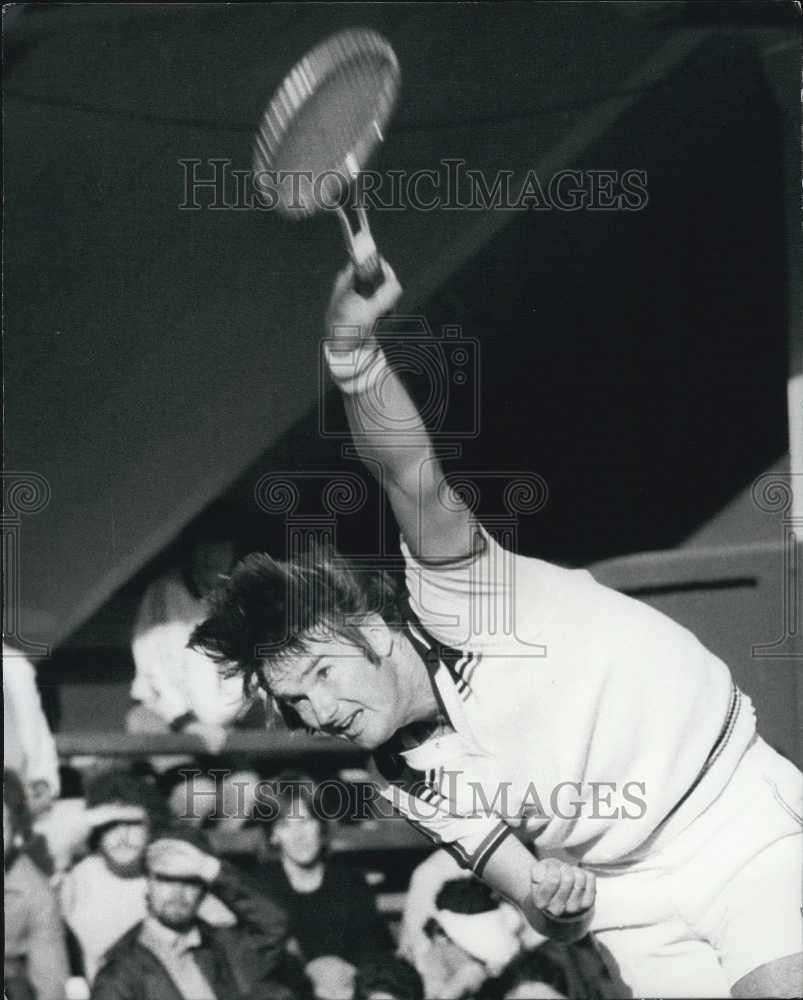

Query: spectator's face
[
  {"left": 147, "top": 874, "right": 206, "bottom": 930},
  {"left": 168, "top": 775, "right": 218, "bottom": 826},
  {"left": 272, "top": 800, "right": 324, "bottom": 867},
  {"left": 266, "top": 625, "right": 406, "bottom": 750},
  {"left": 504, "top": 985, "right": 567, "bottom": 1000},
  {"left": 99, "top": 820, "right": 148, "bottom": 874},
  {"left": 191, "top": 539, "right": 235, "bottom": 597},
  {"left": 220, "top": 770, "right": 261, "bottom": 821}
]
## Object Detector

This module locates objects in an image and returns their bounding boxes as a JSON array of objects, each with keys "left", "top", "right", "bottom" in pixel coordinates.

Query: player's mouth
[{"left": 331, "top": 709, "right": 363, "bottom": 740}]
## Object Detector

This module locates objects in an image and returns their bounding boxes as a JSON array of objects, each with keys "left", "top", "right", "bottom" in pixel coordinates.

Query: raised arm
[{"left": 324, "top": 262, "right": 476, "bottom": 563}]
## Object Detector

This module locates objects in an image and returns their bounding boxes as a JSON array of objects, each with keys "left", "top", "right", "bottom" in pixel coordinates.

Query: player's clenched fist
[
  {"left": 531, "top": 858, "right": 595, "bottom": 917},
  {"left": 325, "top": 259, "right": 402, "bottom": 348}
]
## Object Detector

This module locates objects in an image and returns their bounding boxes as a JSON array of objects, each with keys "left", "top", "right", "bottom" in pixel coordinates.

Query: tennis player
[{"left": 193, "top": 261, "right": 802, "bottom": 997}]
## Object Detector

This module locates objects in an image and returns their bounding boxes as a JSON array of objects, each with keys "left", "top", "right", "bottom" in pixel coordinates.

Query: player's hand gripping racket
[{"left": 253, "top": 29, "right": 400, "bottom": 298}]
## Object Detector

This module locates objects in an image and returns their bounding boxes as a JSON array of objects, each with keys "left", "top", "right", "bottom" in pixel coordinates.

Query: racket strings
[{"left": 252, "top": 29, "right": 399, "bottom": 217}]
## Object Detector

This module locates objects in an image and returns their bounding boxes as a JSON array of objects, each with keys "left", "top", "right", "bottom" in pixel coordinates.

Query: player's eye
[{"left": 317, "top": 664, "right": 332, "bottom": 681}]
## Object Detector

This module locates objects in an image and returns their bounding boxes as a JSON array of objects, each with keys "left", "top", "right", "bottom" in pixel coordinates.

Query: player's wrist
[
  {"left": 528, "top": 903, "right": 593, "bottom": 943},
  {"left": 324, "top": 340, "right": 389, "bottom": 395}
]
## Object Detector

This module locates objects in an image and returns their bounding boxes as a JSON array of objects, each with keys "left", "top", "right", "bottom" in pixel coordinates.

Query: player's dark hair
[
  {"left": 189, "top": 545, "right": 404, "bottom": 728},
  {"left": 435, "top": 877, "right": 499, "bottom": 915},
  {"left": 354, "top": 956, "right": 424, "bottom": 1000}
]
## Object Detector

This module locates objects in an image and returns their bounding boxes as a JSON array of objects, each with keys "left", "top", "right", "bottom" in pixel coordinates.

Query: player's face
[
  {"left": 147, "top": 874, "right": 206, "bottom": 930},
  {"left": 266, "top": 630, "right": 404, "bottom": 750}
]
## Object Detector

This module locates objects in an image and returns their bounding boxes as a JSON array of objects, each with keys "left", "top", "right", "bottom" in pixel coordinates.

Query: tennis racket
[{"left": 253, "top": 28, "right": 401, "bottom": 298}]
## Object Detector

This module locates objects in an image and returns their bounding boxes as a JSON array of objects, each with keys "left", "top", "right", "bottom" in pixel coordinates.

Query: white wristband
[{"left": 324, "top": 340, "right": 389, "bottom": 396}]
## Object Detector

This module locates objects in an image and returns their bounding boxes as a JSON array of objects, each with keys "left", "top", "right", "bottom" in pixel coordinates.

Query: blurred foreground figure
[
  {"left": 90, "top": 827, "right": 292, "bottom": 1000},
  {"left": 193, "top": 260, "right": 802, "bottom": 997},
  {"left": 3, "top": 643, "right": 60, "bottom": 815},
  {"left": 354, "top": 957, "right": 424, "bottom": 1000},
  {"left": 481, "top": 941, "right": 615, "bottom": 1000},
  {"left": 416, "top": 878, "right": 524, "bottom": 999},
  {"left": 4, "top": 768, "right": 70, "bottom": 1000},
  {"left": 128, "top": 521, "right": 256, "bottom": 757}
]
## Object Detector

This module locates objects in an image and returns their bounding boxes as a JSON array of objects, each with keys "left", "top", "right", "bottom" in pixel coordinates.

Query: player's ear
[{"left": 360, "top": 614, "right": 394, "bottom": 659}]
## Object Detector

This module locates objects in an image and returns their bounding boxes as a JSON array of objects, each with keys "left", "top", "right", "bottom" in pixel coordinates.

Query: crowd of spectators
[{"left": 4, "top": 755, "right": 617, "bottom": 1000}]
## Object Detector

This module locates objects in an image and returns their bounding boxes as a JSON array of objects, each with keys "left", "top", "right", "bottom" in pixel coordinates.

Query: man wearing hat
[{"left": 90, "top": 826, "right": 292, "bottom": 1000}]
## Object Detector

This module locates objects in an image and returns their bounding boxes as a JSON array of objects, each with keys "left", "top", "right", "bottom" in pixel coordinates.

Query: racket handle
[{"left": 353, "top": 254, "right": 384, "bottom": 298}]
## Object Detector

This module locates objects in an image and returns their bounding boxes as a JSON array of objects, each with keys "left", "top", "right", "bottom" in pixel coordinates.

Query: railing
[{"left": 54, "top": 730, "right": 364, "bottom": 759}]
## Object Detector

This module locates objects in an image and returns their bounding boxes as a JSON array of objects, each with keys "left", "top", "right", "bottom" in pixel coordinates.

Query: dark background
[{"left": 3, "top": 3, "right": 799, "bottom": 730}]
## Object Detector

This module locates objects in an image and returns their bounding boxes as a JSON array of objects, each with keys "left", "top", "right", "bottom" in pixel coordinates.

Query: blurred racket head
[{"left": 253, "top": 28, "right": 400, "bottom": 218}]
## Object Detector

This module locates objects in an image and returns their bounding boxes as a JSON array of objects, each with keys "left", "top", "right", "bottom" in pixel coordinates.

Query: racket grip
[{"left": 353, "top": 254, "right": 384, "bottom": 298}]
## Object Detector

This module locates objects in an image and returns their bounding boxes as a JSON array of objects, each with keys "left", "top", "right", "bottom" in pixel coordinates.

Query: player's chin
[{"left": 346, "top": 712, "right": 388, "bottom": 751}]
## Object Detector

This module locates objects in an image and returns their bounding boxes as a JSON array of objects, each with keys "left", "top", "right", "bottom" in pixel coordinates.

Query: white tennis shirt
[{"left": 375, "top": 526, "right": 755, "bottom": 872}]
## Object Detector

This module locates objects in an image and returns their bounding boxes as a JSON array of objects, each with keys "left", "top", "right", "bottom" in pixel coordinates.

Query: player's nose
[{"left": 308, "top": 688, "right": 338, "bottom": 728}]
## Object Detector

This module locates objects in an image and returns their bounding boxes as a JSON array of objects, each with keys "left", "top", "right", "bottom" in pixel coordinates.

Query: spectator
[
  {"left": 244, "top": 771, "right": 393, "bottom": 995},
  {"left": 481, "top": 947, "right": 570, "bottom": 1000},
  {"left": 4, "top": 768, "right": 70, "bottom": 1000},
  {"left": 90, "top": 825, "right": 292, "bottom": 1000},
  {"left": 3, "top": 643, "right": 60, "bottom": 816},
  {"left": 59, "top": 769, "right": 237, "bottom": 984},
  {"left": 206, "top": 768, "right": 269, "bottom": 861},
  {"left": 417, "top": 879, "right": 525, "bottom": 1000},
  {"left": 158, "top": 765, "right": 220, "bottom": 828},
  {"left": 127, "top": 518, "right": 255, "bottom": 757},
  {"left": 354, "top": 957, "right": 424, "bottom": 1000},
  {"left": 478, "top": 938, "right": 624, "bottom": 1000},
  {"left": 58, "top": 770, "right": 166, "bottom": 983}
]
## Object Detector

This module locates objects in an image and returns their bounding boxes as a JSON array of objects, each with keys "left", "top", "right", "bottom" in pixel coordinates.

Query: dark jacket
[
  {"left": 245, "top": 859, "right": 394, "bottom": 968},
  {"left": 91, "top": 862, "right": 292, "bottom": 1000}
]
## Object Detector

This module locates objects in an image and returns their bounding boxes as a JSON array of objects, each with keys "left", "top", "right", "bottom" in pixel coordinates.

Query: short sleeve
[
  {"left": 400, "top": 526, "right": 522, "bottom": 651},
  {"left": 400, "top": 525, "right": 562, "bottom": 652}
]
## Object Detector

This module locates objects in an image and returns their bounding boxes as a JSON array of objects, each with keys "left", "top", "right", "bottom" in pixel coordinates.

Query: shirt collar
[
  {"left": 404, "top": 618, "right": 477, "bottom": 737},
  {"left": 140, "top": 915, "right": 202, "bottom": 956}
]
